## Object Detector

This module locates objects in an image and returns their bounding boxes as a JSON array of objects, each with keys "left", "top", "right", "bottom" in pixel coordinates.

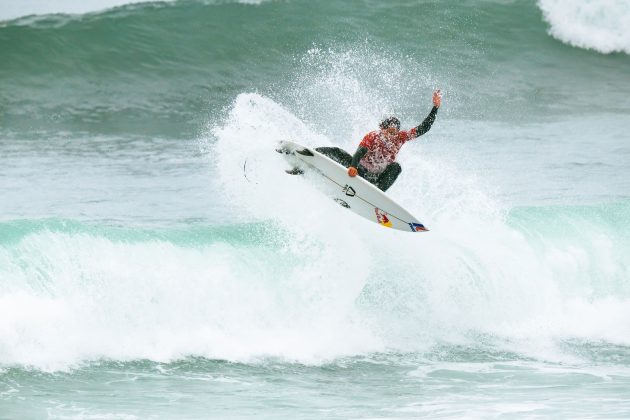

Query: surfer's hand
[
  {"left": 348, "top": 166, "right": 358, "bottom": 177},
  {"left": 433, "top": 89, "right": 441, "bottom": 108}
]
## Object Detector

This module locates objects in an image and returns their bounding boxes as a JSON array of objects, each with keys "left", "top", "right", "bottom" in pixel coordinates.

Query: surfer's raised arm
[{"left": 410, "top": 89, "right": 441, "bottom": 138}]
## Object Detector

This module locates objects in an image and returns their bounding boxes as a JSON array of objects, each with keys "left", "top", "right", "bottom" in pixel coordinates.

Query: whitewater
[{"left": 1, "top": 0, "right": 630, "bottom": 418}]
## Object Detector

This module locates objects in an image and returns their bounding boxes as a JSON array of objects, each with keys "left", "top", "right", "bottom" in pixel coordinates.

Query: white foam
[
  {"left": 209, "top": 88, "right": 630, "bottom": 361},
  {"left": 0, "top": 230, "right": 381, "bottom": 371},
  {"left": 166, "top": 47, "right": 630, "bottom": 364},
  {"left": 538, "top": 0, "right": 630, "bottom": 54}
]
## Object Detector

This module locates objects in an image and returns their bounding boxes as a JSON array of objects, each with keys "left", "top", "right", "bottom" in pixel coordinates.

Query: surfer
[{"left": 316, "top": 89, "right": 441, "bottom": 191}]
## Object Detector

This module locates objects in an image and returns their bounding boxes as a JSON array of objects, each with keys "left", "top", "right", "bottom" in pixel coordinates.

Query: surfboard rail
[{"left": 277, "top": 140, "right": 429, "bottom": 233}]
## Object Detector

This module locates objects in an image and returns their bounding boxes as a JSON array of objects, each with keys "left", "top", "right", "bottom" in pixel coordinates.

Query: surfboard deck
[{"left": 276, "top": 140, "right": 428, "bottom": 233}]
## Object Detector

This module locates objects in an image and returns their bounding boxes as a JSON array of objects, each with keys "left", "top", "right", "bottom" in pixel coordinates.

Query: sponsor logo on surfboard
[
  {"left": 342, "top": 185, "right": 356, "bottom": 197},
  {"left": 334, "top": 198, "right": 351, "bottom": 208},
  {"left": 374, "top": 208, "right": 393, "bottom": 228},
  {"left": 409, "top": 222, "right": 428, "bottom": 232}
]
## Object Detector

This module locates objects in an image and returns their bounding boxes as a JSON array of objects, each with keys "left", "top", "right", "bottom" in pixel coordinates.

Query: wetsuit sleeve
[
  {"left": 350, "top": 146, "right": 368, "bottom": 168},
  {"left": 410, "top": 106, "right": 439, "bottom": 138}
]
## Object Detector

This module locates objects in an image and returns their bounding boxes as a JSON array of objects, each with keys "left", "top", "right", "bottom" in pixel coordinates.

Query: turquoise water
[{"left": 1, "top": 0, "right": 630, "bottom": 418}]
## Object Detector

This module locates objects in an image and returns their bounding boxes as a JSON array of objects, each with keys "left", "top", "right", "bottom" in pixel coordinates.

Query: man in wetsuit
[{"left": 316, "top": 89, "right": 441, "bottom": 192}]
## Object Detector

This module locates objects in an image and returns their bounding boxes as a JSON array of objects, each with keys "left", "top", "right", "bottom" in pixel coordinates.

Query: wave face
[
  {"left": 1, "top": 198, "right": 629, "bottom": 371},
  {"left": 1, "top": 0, "right": 629, "bottom": 369}
]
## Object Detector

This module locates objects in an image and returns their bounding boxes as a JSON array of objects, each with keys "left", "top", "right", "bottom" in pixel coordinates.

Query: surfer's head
[{"left": 379, "top": 116, "right": 400, "bottom": 133}]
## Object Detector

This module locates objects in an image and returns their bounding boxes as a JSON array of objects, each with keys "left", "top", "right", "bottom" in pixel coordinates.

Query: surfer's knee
[{"left": 385, "top": 162, "right": 402, "bottom": 178}]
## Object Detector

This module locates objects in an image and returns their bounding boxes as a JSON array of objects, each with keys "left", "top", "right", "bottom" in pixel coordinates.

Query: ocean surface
[{"left": 1, "top": 0, "right": 630, "bottom": 418}]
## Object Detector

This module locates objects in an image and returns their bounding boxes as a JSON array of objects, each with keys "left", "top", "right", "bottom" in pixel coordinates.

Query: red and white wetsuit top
[{"left": 358, "top": 127, "right": 420, "bottom": 174}]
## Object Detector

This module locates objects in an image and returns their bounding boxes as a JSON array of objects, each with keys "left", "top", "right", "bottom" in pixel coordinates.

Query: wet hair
[{"left": 379, "top": 116, "right": 400, "bottom": 130}]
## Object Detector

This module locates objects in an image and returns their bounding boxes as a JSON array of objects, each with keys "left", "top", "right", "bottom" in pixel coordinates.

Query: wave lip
[
  {"left": 0, "top": 0, "right": 273, "bottom": 23},
  {"left": 0, "top": 0, "right": 170, "bottom": 23},
  {"left": 538, "top": 0, "right": 630, "bottom": 54}
]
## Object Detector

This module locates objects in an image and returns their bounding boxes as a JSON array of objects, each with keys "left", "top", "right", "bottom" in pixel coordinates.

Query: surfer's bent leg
[
  {"left": 357, "top": 166, "right": 378, "bottom": 186},
  {"left": 315, "top": 147, "right": 352, "bottom": 167},
  {"left": 376, "top": 162, "right": 402, "bottom": 192}
]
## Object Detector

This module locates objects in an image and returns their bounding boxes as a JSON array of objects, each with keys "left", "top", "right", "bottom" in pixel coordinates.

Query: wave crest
[{"left": 538, "top": 0, "right": 630, "bottom": 54}]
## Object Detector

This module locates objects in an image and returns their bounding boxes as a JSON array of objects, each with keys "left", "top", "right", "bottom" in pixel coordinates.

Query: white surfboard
[{"left": 276, "top": 140, "right": 428, "bottom": 233}]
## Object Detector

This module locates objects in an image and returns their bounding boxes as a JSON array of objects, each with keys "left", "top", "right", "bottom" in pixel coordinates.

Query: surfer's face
[{"left": 383, "top": 126, "right": 399, "bottom": 136}]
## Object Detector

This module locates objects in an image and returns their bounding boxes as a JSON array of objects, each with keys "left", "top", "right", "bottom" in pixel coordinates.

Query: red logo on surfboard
[{"left": 374, "top": 208, "right": 393, "bottom": 228}]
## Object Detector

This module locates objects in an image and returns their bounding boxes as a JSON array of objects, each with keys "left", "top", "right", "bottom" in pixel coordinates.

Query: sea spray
[
  {"left": 210, "top": 85, "right": 630, "bottom": 361},
  {"left": 0, "top": 221, "right": 380, "bottom": 371}
]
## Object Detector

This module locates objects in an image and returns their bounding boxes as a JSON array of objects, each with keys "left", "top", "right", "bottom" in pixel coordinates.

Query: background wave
[
  {"left": 2, "top": 0, "right": 629, "bottom": 138},
  {"left": 539, "top": 0, "right": 630, "bottom": 54}
]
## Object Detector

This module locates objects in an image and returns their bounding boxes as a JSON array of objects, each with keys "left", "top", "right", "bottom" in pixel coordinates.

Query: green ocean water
[{"left": 2, "top": 0, "right": 630, "bottom": 418}]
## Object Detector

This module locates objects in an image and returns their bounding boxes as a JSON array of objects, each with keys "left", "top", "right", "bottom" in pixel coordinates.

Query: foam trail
[
  {"left": 538, "top": 0, "right": 630, "bottom": 54},
  {"left": 0, "top": 227, "right": 380, "bottom": 371}
]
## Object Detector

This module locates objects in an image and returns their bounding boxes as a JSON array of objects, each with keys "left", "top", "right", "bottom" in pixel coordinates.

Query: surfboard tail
[{"left": 409, "top": 222, "right": 429, "bottom": 232}]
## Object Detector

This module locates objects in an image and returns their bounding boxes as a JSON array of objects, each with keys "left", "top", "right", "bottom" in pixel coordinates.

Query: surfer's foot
[
  {"left": 275, "top": 147, "right": 291, "bottom": 154},
  {"left": 285, "top": 168, "right": 304, "bottom": 175}
]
